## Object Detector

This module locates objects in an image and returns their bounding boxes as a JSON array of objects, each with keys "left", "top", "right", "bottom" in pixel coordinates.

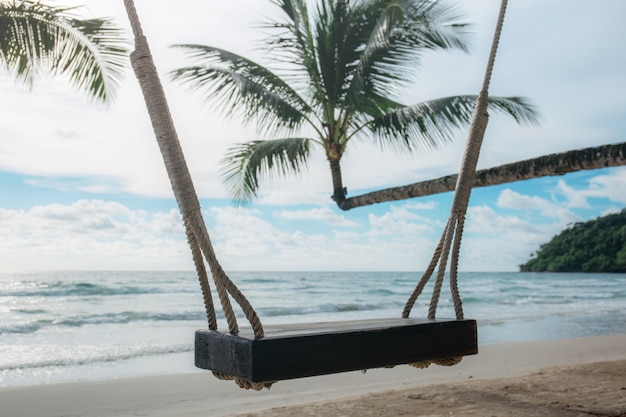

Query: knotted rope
[
  {"left": 124, "top": 0, "right": 269, "bottom": 389},
  {"left": 402, "top": 0, "right": 509, "bottom": 367},
  {"left": 122, "top": 0, "right": 264, "bottom": 340}
]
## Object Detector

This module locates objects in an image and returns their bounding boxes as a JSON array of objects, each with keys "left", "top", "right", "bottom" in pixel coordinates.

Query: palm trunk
[
  {"left": 329, "top": 158, "right": 347, "bottom": 207},
  {"left": 338, "top": 142, "right": 626, "bottom": 211}
]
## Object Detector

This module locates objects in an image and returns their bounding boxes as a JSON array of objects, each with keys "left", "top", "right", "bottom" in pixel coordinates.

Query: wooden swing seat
[{"left": 195, "top": 317, "right": 477, "bottom": 382}]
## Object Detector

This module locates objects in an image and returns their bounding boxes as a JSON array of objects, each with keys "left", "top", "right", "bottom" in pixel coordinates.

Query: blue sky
[{"left": 1, "top": 0, "right": 625, "bottom": 272}]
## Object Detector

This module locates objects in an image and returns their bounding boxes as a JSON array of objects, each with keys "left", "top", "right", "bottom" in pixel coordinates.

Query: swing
[{"left": 123, "top": 0, "right": 509, "bottom": 390}]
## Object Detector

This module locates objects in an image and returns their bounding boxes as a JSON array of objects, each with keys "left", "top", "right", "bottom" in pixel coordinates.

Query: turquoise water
[{"left": 1, "top": 271, "right": 624, "bottom": 387}]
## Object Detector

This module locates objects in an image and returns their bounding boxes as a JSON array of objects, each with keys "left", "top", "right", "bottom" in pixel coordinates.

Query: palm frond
[
  {"left": 344, "top": 0, "right": 471, "bottom": 107},
  {"left": 484, "top": 96, "right": 540, "bottom": 126},
  {"left": 311, "top": 0, "right": 353, "bottom": 107},
  {"left": 263, "top": 0, "right": 325, "bottom": 105},
  {"left": 0, "top": 0, "right": 128, "bottom": 103},
  {"left": 171, "top": 44, "right": 311, "bottom": 136},
  {"left": 366, "top": 95, "right": 539, "bottom": 153},
  {"left": 344, "top": 92, "right": 405, "bottom": 132},
  {"left": 401, "top": 0, "right": 471, "bottom": 52},
  {"left": 344, "top": 0, "right": 406, "bottom": 107},
  {"left": 221, "top": 137, "right": 312, "bottom": 204}
]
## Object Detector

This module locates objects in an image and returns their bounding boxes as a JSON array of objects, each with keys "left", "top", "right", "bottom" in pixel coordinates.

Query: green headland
[{"left": 520, "top": 209, "right": 626, "bottom": 272}]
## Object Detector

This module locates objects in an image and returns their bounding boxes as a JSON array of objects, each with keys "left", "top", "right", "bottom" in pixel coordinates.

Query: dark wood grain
[{"left": 195, "top": 318, "right": 477, "bottom": 382}]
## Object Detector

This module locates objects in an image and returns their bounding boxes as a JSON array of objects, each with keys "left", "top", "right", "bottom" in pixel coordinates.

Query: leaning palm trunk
[{"left": 339, "top": 141, "right": 626, "bottom": 210}]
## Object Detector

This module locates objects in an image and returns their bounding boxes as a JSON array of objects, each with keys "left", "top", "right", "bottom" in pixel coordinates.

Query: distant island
[{"left": 519, "top": 209, "right": 626, "bottom": 273}]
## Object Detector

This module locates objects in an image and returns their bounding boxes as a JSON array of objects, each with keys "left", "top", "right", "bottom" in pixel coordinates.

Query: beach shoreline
[{"left": 1, "top": 333, "right": 625, "bottom": 417}]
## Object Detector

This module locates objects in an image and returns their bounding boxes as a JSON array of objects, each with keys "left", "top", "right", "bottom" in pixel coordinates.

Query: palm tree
[
  {"left": 0, "top": 0, "right": 127, "bottom": 103},
  {"left": 170, "top": 0, "right": 538, "bottom": 208}
]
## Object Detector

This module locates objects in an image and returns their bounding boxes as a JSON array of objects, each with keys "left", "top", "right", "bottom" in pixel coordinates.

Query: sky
[{"left": 0, "top": 0, "right": 625, "bottom": 273}]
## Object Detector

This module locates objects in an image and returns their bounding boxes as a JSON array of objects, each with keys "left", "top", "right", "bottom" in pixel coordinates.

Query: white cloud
[
  {"left": 404, "top": 201, "right": 438, "bottom": 210},
  {"left": 207, "top": 205, "right": 436, "bottom": 271},
  {"left": 556, "top": 168, "right": 626, "bottom": 207},
  {"left": 466, "top": 205, "right": 545, "bottom": 236},
  {"left": 497, "top": 189, "right": 551, "bottom": 210},
  {"left": 496, "top": 169, "right": 626, "bottom": 222},
  {"left": 0, "top": 200, "right": 450, "bottom": 272},
  {"left": 0, "top": 201, "right": 190, "bottom": 271},
  {"left": 556, "top": 180, "right": 592, "bottom": 209},
  {"left": 589, "top": 169, "right": 626, "bottom": 204},
  {"left": 207, "top": 206, "right": 285, "bottom": 257},
  {"left": 497, "top": 189, "right": 579, "bottom": 223},
  {"left": 274, "top": 206, "right": 359, "bottom": 227},
  {"left": 368, "top": 207, "right": 434, "bottom": 238},
  {"left": 460, "top": 205, "right": 566, "bottom": 271},
  {"left": 601, "top": 207, "right": 622, "bottom": 217}
]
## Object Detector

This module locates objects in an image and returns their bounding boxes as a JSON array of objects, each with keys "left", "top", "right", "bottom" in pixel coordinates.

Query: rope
[
  {"left": 449, "top": 215, "right": 465, "bottom": 319},
  {"left": 122, "top": 0, "right": 265, "bottom": 341},
  {"left": 189, "top": 210, "right": 265, "bottom": 337},
  {"left": 403, "top": 0, "right": 509, "bottom": 345},
  {"left": 428, "top": 216, "right": 456, "bottom": 319},
  {"left": 402, "top": 229, "right": 445, "bottom": 318},
  {"left": 123, "top": 0, "right": 143, "bottom": 39},
  {"left": 212, "top": 372, "right": 275, "bottom": 391},
  {"left": 184, "top": 218, "right": 217, "bottom": 330}
]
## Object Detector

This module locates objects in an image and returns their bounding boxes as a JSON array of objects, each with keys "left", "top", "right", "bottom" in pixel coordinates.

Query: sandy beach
[{"left": 1, "top": 334, "right": 625, "bottom": 417}]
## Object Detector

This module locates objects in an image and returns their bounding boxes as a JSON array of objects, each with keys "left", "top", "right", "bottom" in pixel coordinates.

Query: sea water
[{"left": 0, "top": 271, "right": 624, "bottom": 387}]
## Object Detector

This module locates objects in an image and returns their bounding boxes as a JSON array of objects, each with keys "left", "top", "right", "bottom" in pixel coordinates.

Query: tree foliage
[
  {"left": 171, "top": 0, "right": 538, "bottom": 206},
  {"left": 520, "top": 209, "right": 626, "bottom": 273},
  {"left": 0, "top": 0, "right": 128, "bottom": 103}
]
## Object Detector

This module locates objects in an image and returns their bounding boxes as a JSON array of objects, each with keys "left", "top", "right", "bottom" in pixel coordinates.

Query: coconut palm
[
  {"left": 171, "top": 0, "right": 538, "bottom": 207},
  {"left": 0, "top": 0, "right": 127, "bottom": 103}
]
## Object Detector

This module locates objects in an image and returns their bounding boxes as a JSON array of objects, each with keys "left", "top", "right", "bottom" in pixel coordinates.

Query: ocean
[{"left": 1, "top": 270, "right": 624, "bottom": 388}]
